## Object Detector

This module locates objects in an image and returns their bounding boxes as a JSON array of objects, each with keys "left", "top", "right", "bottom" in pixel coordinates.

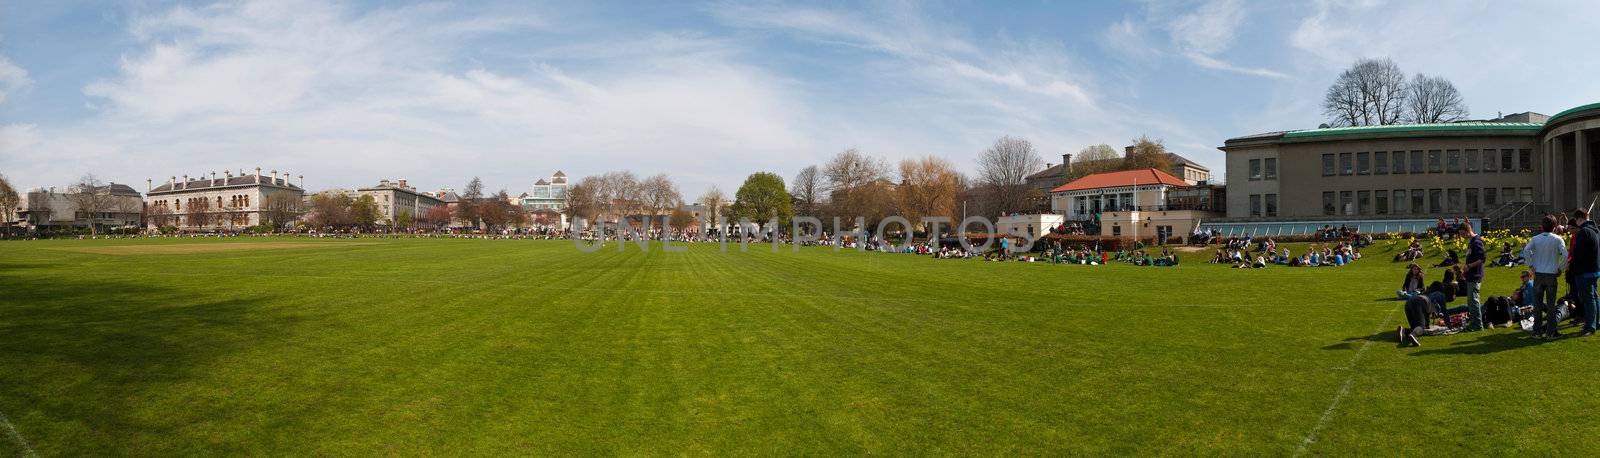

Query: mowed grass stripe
[{"left": 3, "top": 237, "right": 1599, "bottom": 455}]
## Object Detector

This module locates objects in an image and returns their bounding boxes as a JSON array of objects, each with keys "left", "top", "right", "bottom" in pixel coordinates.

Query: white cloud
[
  {"left": 0, "top": 54, "right": 31, "bottom": 105},
  {"left": 2, "top": 0, "right": 814, "bottom": 195}
]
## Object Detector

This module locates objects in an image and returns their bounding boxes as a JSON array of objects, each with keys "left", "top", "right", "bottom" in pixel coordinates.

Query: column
[
  {"left": 1574, "top": 129, "right": 1587, "bottom": 206},
  {"left": 1553, "top": 137, "right": 1566, "bottom": 208}
]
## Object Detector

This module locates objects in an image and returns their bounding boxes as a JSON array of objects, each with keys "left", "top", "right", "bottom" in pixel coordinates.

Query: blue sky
[{"left": 3, "top": 0, "right": 1598, "bottom": 197}]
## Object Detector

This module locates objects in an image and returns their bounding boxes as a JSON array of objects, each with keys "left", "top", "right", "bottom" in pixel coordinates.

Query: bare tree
[
  {"left": 1323, "top": 58, "right": 1409, "bottom": 127},
  {"left": 1065, "top": 144, "right": 1124, "bottom": 181},
  {"left": 639, "top": 173, "right": 682, "bottom": 230},
  {"left": 564, "top": 176, "right": 603, "bottom": 225},
  {"left": 457, "top": 177, "right": 485, "bottom": 230},
  {"left": 824, "top": 149, "right": 891, "bottom": 226},
  {"left": 261, "top": 193, "right": 302, "bottom": 230},
  {"left": 976, "top": 136, "right": 1044, "bottom": 216},
  {"left": 791, "top": 165, "right": 825, "bottom": 217},
  {"left": 67, "top": 174, "right": 117, "bottom": 235},
  {"left": 0, "top": 173, "right": 18, "bottom": 225},
  {"left": 1406, "top": 73, "right": 1469, "bottom": 123},
  {"left": 698, "top": 186, "right": 727, "bottom": 232},
  {"left": 595, "top": 171, "right": 642, "bottom": 227},
  {"left": 896, "top": 156, "right": 963, "bottom": 233},
  {"left": 1124, "top": 136, "right": 1174, "bottom": 172}
]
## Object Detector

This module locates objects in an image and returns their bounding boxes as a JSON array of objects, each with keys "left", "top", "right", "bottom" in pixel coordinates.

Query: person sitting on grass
[
  {"left": 1398, "top": 263, "right": 1426, "bottom": 299},
  {"left": 1495, "top": 243, "right": 1523, "bottom": 267},
  {"left": 1435, "top": 249, "right": 1460, "bottom": 268}
]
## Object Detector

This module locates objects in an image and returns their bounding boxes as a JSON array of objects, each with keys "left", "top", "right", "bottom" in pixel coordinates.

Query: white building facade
[{"left": 145, "top": 169, "right": 305, "bottom": 231}]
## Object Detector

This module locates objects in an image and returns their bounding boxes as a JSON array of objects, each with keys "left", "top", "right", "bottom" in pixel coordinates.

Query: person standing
[
  {"left": 1567, "top": 208, "right": 1600, "bottom": 337},
  {"left": 1523, "top": 215, "right": 1569, "bottom": 339},
  {"left": 1460, "top": 220, "right": 1487, "bottom": 331}
]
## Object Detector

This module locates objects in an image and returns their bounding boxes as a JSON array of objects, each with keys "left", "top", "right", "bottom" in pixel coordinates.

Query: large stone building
[
  {"left": 145, "top": 169, "right": 305, "bottom": 230},
  {"left": 8, "top": 183, "right": 143, "bottom": 232},
  {"left": 1212, "top": 103, "right": 1600, "bottom": 234},
  {"left": 346, "top": 179, "right": 442, "bottom": 225}
]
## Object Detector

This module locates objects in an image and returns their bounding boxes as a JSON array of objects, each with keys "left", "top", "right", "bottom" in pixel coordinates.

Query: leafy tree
[
  {"left": 732, "top": 172, "right": 792, "bottom": 225},
  {"left": 351, "top": 194, "right": 382, "bottom": 229}
]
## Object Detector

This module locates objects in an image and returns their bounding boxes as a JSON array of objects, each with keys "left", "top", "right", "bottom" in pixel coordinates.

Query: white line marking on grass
[
  {"left": 0, "top": 409, "right": 37, "bottom": 458},
  {"left": 1293, "top": 308, "right": 1397, "bottom": 457}
]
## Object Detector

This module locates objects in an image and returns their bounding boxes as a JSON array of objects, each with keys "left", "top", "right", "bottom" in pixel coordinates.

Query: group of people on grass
[
  {"left": 1397, "top": 210, "right": 1600, "bottom": 346},
  {"left": 1207, "top": 239, "right": 1362, "bottom": 269}
]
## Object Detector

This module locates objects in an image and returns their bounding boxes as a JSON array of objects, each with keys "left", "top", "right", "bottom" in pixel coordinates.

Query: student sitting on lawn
[
  {"left": 1494, "top": 244, "right": 1524, "bottom": 267},
  {"left": 1435, "top": 249, "right": 1460, "bottom": 267},
  {"left": 1398, "top": 263, "right": 1426, "bottom": 299}
]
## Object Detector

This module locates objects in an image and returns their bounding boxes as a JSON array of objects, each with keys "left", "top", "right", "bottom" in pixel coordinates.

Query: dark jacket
[
  {"left": 1571, "top": 221, "right": 1600, "bottom": 276},
  {"left": 1400, "top": 270, "right": 1425, "bottom": 292}
]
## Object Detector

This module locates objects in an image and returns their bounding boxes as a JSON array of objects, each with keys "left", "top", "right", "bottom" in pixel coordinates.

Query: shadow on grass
[
  {"left": 1323, "top": 329, "right": 1402, "bottom": 351},
  {"left": 0, "top": 269, "right": 304, "bottom": 455},
  {"left": 1408, "top": 330, "right": 1542, "bottom": 356}
]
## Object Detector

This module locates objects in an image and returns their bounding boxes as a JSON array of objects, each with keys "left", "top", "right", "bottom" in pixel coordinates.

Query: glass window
[
  {"left": 1265, "top": 194, "right": 1278, "bottom": 217},
  {"left": 1264, "top": 158, "right": 1277, "bottom": 181},
  {"left": 1340, "top": 153, "right": 1354, "bottom": 175},
  {"left": 1358, "top": 190, "right": 1371, "bottom": 214},
  {"left": 1393, "top": 190, "right": 1408, "bottom": 214},
  {"left": 1466, "top": 188, "right": 1480, "bottom": 213},
  {"left": 1376, "top": 191, "right": 1389, "bottom": 215},
  {"left": 1357, "top": 152, "right": 1371, "bottom": 175},
  {"left": 1428, "top": 150, "right": 1442, "bottom": 173},
  {"left": 1323, "top": 192, "right": 1336, "bottom": 216},
  {"left": 1250, "top": 194, "right": 1262, "bottom": 216},
  {"left": 1482, "top": 149, "right": 1496, "bottom": 172},
  {"left": 1429, "top": 189, "right": 1443, "bottom": 213},
  {"left": 1322, "top": 154, "right": 1335, "bottom": 176},
  {"left": 1375, "top": 152, "right": 1389, "bottom": 175},
  {"left": 1484, "top": 188, "right": 1498, "bottom": 208},
  {"left": 1520, "top": 149, "right": 1533, "bottom": 171},
  {"left": 1412, "top": 189, "right": 1425, "bottom": 214},
  {"left": 1520, "top": 188, "right": 1534, "bottom": 202},
  {"left": 1411, "top": 151, "right": 1425, "bottom": 173},
  {"left": 1466, "top": 149, "right": 1479, "bottom": 172},
  {"left": 1446, "top": 150, "right": 1461, "bottom": 173},
  {"left": 1249, "top": 159, "right": 1262, "bottom": 181},
  {"left": 1502, "top": 187, "right": 1517, "bottom": 203},
  {"left": 1340, "top": 191, "right": 1355, "bottom": 216},
  {"left": 1447, "top": 188, "right": 1463, "bottom": 213},
  {"left": 1502, "top": 149, "right": 1515, "bottom": 172},
  {"left": 1392, "top": 151, "right": 1407, "bottom": 175}
]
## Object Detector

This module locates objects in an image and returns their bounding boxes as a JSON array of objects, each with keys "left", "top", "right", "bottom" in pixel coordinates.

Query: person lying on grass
[{"left": 1435, "top": 249, "right": 1461, "bottom": 268}]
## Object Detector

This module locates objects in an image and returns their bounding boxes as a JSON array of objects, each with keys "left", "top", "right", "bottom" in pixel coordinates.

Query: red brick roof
[{"left": 1049, "top": 168, "right": 1189, "bottom": 193}]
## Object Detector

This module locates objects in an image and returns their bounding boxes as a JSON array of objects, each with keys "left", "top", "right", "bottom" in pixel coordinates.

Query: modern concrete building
[
  {"left": 519, "top": 171, "right": 568, "bottom": 212},
  {"left": 145, "top": 169, "right": 305, "bottom": 230},
  {"left": 1212, "top": 102, "right": 1600, "bottom": 234},
  {"left": 349, "top": 179, "right": 442, "bottom": 225},
  {"left": 8, "top": 183, "right": 143, "bottom": 232}
]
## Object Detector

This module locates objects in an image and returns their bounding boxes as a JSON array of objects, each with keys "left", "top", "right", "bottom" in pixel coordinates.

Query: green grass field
[{"left": 2, "top": 237, "right": 1598, "bottom": 455}]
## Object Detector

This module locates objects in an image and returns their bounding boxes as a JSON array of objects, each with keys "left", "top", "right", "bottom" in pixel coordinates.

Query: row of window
[
  {"left": 1248, "top": 194, "right": 1278, "bottom": 217},
  {"left": 1320, "top": 187, "right": 1535, "bottom": 216},
  {"left": 1247, "top": 158, "right": 1278, "bottom": 181},
  {"left": 152, "top": 194, "right": 252, "bottom": 211},
  {"left": 1320, "top": 149, "right": 1532, "bottom": 177}
]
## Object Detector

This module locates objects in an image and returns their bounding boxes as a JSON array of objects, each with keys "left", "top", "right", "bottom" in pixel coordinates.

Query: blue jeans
[
  {"left": 1575, "top": 275, "right": 1599, "bottom": 333},
  {"left": 1463, "top": 282, "right": 1483, "bottom": 331}
]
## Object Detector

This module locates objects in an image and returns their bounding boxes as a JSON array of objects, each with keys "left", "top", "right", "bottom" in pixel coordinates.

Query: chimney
[
  {"left": 147, "top": 178, "right": 153, "bottom": 192},
  {"left": 398, "top": 179, "right": 407, "bottom": 189},
  {"left": 271, "top": 170, "right": 278, "bottom": 185},
  {"left": 170, "top": 176, "right": 176, "bottom": 189},
  {"left": 255, "top": 167, "right": 262, "bottom": 184},
  {"left": 182, "top": 174, "right": 189, "bottom": 189},
  {"left": 1063, "top": 153, "right": 1073, "bottom": 176},
  {"left": 298, "top": 175, "right": 303, "bottom": 188}
]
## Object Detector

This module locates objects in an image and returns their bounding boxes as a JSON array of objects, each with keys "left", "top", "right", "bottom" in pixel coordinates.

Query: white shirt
[{"left": 1522, "top": 232, "right": 1569, "bottom": 274}]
